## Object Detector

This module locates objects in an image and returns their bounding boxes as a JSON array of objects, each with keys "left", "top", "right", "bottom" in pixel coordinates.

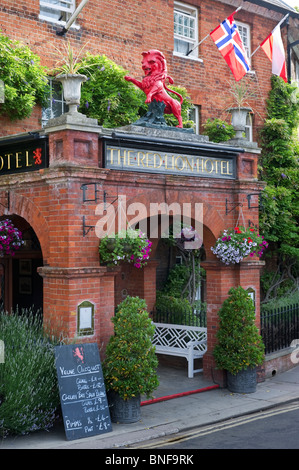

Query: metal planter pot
[
  {"left": 227, "top": 367, "right": 257, "bottom": 393},
  {"left": 108, "top": 391, "right": 141, "bottom": 423}
]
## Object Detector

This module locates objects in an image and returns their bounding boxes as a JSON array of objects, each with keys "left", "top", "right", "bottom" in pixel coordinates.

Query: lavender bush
[{"left": 0, "top": 310, "right": 60, "bottom": 437}]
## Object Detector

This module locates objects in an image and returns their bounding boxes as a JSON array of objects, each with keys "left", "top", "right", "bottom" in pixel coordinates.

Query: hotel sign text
[
  {"left": 105, "top": 144, "right": 235, "bottom": 179},
  {"left": 0, "top": 138, "right": 48, "bottom": 176}
]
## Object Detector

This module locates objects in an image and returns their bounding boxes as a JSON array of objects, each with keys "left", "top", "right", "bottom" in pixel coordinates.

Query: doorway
[{"left": 0, "top": 216, "right": 43, "bottom": 316}]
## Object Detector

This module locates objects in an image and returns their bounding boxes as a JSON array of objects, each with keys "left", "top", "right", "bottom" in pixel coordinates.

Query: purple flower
[{"left": 85, "top": 101, "right": 89, "bottom": 109}]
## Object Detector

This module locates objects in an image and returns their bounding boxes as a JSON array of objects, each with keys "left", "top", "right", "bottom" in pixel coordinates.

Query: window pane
[
  {"left": 174, "top": 3, "right": 197, "bottom": 56},
  {"left": 174, "top": 38, "right": 190, "bottom": 55}
]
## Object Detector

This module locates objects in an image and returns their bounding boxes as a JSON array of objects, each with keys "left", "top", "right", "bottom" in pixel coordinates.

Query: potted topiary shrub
[
  {"left": 213, "top": 286, "right": 265, "bottom": 393},
  {"left": 103, "top": 296, "right": 159, "bottom": 423}
]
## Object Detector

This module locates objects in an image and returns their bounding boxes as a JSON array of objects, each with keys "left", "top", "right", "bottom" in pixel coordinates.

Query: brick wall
[
  {"left": 0, "top": 0, "right": 287, "bottom": 138},
  {"left": 0, "top": 124, "right": 265, "bottom": 368}
]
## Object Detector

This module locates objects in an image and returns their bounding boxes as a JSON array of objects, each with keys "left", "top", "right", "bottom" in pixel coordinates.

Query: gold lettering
[
  {"left": 175, "top": 156, "right": 185, "bottom": 171},
  {"left": 154, "top": 153, "right": 162, "bottom": 169},
  {"left": 138, "top": 151, "right": 146, "bottom": 167},
  {"left": 5, "top": 153, "right": 13, "bottom": 170},
  {"left": 220, "top": 160, "right": 232, "bottom": 175},
  {"left": 117, "top": 149, "right": 126, "bottom": 165},
  {"left": 145, "top": 152, "right": 152, "bottom": 168},
  {"left": 107, "top": 147, "right": 117, "bottom": 164},
  {"left": 25, "top": 150, "right": 32, "bottom": 167},
  {"left": 127, "top": 150, "right": 135, "bottom": 166},
  {"left": 165, "top": 154, "right": 174, "bottom": 170},
  {"left": 184, "top": 156, "right": 193, "bottom": 172},
  {"left": 0, "top": 156, "right": 3, "bottom": 171},
  {"left": 16, "top": 152, "right": 22, "bottom": 169},
  {"left": 204, "top": 159, "right": 214, "bottom": 173}
]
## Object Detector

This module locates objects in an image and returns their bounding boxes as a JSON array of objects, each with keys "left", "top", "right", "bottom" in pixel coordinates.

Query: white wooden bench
[{"left": 152, "top": 322, "right": 207, "bottom": 378}]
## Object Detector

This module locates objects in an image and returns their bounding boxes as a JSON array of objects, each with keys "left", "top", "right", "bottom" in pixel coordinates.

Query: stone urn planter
[
  {"left": 227, "top": 106, "right": 252, "bottom": 140},
  {"left": 56, "top": 73, "right": 87, "bottom": 114}
]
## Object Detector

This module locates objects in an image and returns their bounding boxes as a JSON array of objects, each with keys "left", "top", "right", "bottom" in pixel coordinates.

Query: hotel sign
[
  {"left": 0, "top": 137, "right": 48, "bottom": 176},
  {"left": 104, "top": 141, "right": 236, "bottom": 179}
]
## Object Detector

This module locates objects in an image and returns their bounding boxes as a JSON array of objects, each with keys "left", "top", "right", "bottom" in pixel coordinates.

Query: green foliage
[
  {"left": 265, "top": 75, "right": 299, "bottom": 131},
  {"left": 213, "top": 287, "right": 265, "bottom": 375},
  {"left": 261, "top": 289, "right": 299, "bottom": 313},
  {"left": 99, "top": 228, "right": 152, "bottom": 268},
  {"left": 78, "top": 54, "right": 193, "bottom": 128},
  {"left": 161, "top": 86, "right": 194, "bottom": 128},
  {"left": 0, "top": 310, "right": 60, "bottom": 436},
  {"left": 77, "top": 54, "right": 147, "bottom": 127},
  {"left": 103, "top": 296, "right": 159, "bottom": 400},
  {"left": 50, "top": 40, "right": 95, "bottom": 75},
  {"left": 0, "top": 32, "right": 49, "bottom": 120},
  {"left": 156, "top": 291, "right": 192, "bottom": 316},
  {"left": 259, "top": 76, "right": 299, "bottom": 266},
  {"left": 155, "top": 262, "right": 206, "bottom": 325},
  {"left": 202, "top": 118, "right": 235, "bottom": 143}
]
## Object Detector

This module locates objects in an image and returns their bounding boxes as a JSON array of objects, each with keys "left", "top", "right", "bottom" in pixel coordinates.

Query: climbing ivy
[
  {"left": 259, "top": 76, "right": 299, "bottom": 300},
  {"left": 0, "top": 32, "right": 49, "bottom": 120}
]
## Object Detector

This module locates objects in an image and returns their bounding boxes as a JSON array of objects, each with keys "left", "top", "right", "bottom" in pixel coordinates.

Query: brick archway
[{"left": 8, "top": 192, "right": 50, "bottom": 264}]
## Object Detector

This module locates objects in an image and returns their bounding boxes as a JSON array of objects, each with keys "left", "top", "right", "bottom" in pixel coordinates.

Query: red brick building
[{"left": 0, "top": 0, "right": 298, "bottom": 380}]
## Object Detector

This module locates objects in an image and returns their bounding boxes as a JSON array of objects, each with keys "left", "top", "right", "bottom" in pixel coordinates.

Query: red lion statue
[{"left": 125, "top": 49, "right": 183, "bottom": 128}]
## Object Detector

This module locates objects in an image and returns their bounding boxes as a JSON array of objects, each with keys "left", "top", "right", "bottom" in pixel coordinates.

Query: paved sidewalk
[{"left": 1, "top": 364, "right": 299, "bottom": 449}]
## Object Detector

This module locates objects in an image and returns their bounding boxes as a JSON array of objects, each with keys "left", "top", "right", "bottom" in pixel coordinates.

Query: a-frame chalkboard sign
[{"left": 55, "top": 343, "right": 112, "bottom": 441}]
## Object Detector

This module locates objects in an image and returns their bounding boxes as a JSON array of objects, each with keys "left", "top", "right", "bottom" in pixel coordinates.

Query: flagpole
[
  {"left": 250, "top": 13, "right": 289, "bottom": 58},
  {"left": 186, "top": 5, "right": 243, "bottom": 56}
]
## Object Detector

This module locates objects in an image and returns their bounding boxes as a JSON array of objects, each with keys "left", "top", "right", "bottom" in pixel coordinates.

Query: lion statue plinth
[{"left": 125, "top": 49, "right": 183, "bottom": 128}]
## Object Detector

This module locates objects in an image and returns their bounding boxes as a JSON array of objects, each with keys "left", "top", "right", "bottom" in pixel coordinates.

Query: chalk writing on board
[{"left": 55, "top": 343, "right": 112, "bottom": 441}]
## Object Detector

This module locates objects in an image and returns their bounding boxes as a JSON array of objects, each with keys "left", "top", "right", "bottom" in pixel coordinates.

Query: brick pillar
[
  {"left": 201, "top": 259, "right": 264, "bottom": 386},
  {"left": 113, "top": 260, "right": 159, "bottom": 314},
  {"left": 38, "top": 266, "right": 117, "bottom": 358}
]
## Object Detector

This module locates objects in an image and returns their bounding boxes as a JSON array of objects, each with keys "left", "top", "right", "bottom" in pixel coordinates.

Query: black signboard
[
  {"left": 55, "top": 343, "right": 112, "bottom": 441},
  {"left": 103, "top": 135, "right": 240, "bottom": 180},
  {"left": 0, "top": 136, "right": 48, "bottom": 176}
]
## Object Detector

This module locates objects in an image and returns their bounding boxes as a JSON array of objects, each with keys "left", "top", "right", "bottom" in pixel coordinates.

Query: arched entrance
[{"left": 0, "top": 215, "right": 43, "bottom": 315}]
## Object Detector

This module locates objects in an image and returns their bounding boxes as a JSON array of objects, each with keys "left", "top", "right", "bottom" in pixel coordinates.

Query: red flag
[
  {"left": 210, "top": 12, "right": 250, "bottom": 81},
  {"left": 260, "top": 25, "right": 287, "bottom": 82}
]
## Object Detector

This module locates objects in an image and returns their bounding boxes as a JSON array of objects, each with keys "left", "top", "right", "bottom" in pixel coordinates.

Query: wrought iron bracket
[
  {"left": 103, "top": 190, "right": 118, "bottom": 210},
  {"left": 81, "top": 184, "right": 118, "bottom": 236},
  {"left": 82, "top": 215, "right": 95, "bottom": 237},
  {"left": 81, "top": 183, "right": 102, "bottom": 203},
  {"left": 225, "top": 199, "right": 242, "bottom": 215},
  {"left": 247, "top": 193, "right": 261, "bottom": 210}
]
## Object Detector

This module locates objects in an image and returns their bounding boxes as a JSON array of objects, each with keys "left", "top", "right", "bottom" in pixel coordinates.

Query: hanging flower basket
[
  {"left": 211, "top": 226, "right": 268, "bottom": 265},
  {"left": 174, "top": 225, "right": 203, "bottom": 251},
  {"left": 0, "top": 219, "right": 23, "bottom": 256},
  {"left": 99, "top": 228, "right": 152, "bottom": 268}
]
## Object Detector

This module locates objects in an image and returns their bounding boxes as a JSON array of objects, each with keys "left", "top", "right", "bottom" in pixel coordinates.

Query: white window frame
[
  {"left": 174, "top": 1, "right": 198, "bottom": 59},
  {"left": 245, "top": 113, "right": 253, "bottom": 142},
  {"left": 188, "top": 105, "right": 200, "bottom": 134},
  {"left": 236, "top": 20, "right": 251, "bottom": 66},
  {"left": 39, "top": 0, "right": 78, "bottom": 28},
  {"left": 42, "top": 78, "right": 68, "bottom": 127}
]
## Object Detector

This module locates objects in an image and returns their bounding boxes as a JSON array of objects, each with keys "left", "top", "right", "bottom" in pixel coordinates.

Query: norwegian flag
[{"left": 210, "top": 12, "right": 250, "bottom": 81}]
